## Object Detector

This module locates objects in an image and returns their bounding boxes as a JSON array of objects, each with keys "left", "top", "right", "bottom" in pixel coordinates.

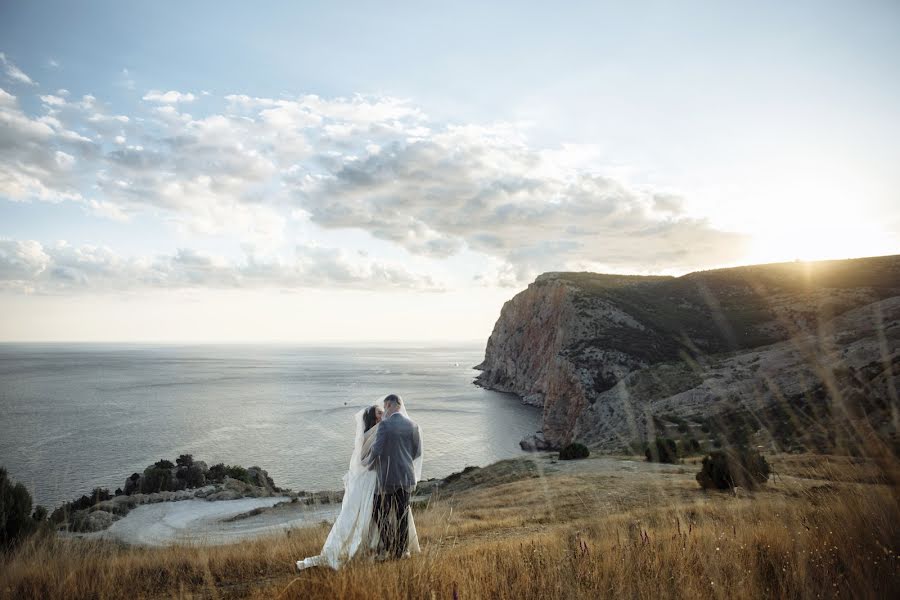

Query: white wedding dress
[{"left": 296, "top": 406, "right": 422, "bottom": 570}]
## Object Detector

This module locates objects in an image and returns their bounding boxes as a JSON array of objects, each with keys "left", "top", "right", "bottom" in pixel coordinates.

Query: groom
[{"left": 367, "top": 393, "right": 422, "bottom": 559}]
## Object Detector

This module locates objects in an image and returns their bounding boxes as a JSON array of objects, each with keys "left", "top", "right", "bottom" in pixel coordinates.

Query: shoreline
[{"left": 61, "top": 496, "right": 342, "bottom": 547}]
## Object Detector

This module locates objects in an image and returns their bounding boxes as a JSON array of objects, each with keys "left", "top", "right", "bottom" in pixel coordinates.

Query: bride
[{"left": 296, "top": 401, "right": 422, "bottom": 570}]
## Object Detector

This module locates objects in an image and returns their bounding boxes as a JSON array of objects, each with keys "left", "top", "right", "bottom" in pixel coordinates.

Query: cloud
[
  {"left": 293, "top": 126, "right": 748, "bottom": 281},
  {"left": 39, "top": 94, "right": 66, "bottom": 106},
  {"left": 1, "top": 82, "right": 746, "bottom": 284},
  {"left": 0, "top": 239, "right": 440, "bottom": 293},
  {"left": 0, "top": 87, "right": 89, "bottom": 202},
  {"left": 143, "top": 90, "right": 196, "bottom": 103},
  {"left": 0, "top": 53, "right": 36, "bottom": 85}
]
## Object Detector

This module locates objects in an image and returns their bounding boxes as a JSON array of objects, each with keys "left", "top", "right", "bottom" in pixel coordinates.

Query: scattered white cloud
[
  {"left": 39, "top": 94, "right": 67, "bottom": 106},
  {"left": 46, "top": 58, "right": 60, "bottom": 69},
  {"left": 143, "top": 89, "right": 196, "bottom": 103},
  {"left": 0, "top": 239, "right": 440, "bottom": 293},
  {"left": 0, "top": 87, "right": 88, "bottom": 202},
  {"left": 0, "top": 53, "right": 36, "bottom": 85},
  {"left": 0, "top": 82, "right": 746, "bottom": 287}
]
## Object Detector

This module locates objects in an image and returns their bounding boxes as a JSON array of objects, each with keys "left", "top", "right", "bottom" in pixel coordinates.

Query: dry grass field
[{"left": 2, "top": 451, "right": 897, "bottom": 599}]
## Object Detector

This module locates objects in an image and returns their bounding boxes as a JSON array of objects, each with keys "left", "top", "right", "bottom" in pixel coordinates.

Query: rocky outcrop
[
  {"left": 53, "top": 457, "right": 294, "bottom": 533},
  {"left": 476, "top": 256, "right": 900, "bottom": 452}
]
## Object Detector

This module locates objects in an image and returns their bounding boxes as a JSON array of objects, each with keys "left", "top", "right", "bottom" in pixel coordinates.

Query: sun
[{"left": 744, "top": 224, "right": 897, "bottom": 266}]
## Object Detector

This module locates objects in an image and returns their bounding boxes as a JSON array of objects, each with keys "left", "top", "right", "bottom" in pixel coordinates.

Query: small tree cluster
[
  {"left": 206, "top": 463, "right": 251, "bottom": 484},
  {"left": 696, "top": 447, "right": 771, "bottom": 490},
  {"left": 645, "top": 437, "right": 679, "bottom": 463},
  {"left": 49, "top": 487, "right": 112, "bottom": 525},
  {"left": 1, "top": 467, "right": 46, "bottom": 549},
  {"left": 559, "top": 442, "right": 590, "bottom": 460}
]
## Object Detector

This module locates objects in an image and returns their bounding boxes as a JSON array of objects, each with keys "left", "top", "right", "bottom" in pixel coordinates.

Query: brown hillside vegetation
[{"left": 2, "top": 452, "right": 897, "bottom": 599}]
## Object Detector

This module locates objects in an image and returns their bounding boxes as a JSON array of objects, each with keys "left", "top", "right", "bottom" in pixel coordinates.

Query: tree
[
  {"left": 696, "top": 447, "right": 771, "bottom": 490},
  {"left": 559, "top": 442, "right": 590, "bottom": 460},
  {"left": 1, "top": 467, "right": 36, "bottom": 549},
  {"left": 645, "top": 437, "right": 679, "bottom": 463}
]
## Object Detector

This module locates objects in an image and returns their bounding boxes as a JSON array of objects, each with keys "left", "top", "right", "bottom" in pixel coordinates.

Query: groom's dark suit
[{"left": 368, "top": 411, "right": 421, "bottom": 558}]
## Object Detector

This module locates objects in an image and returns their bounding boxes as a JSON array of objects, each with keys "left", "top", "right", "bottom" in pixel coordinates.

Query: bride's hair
[{"left": 362, "top": 405, "right": 379, "bottom": 432}]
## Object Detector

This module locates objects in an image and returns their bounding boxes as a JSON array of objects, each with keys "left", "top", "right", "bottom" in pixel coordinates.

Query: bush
[
  {"left": 207, "top": 463, "right": 251, "bottom": 484},
  {"left": 153, "top": 459, "right": 175, "bottom": 470},
  {"left": 207, "top": 463, "right": 227, "bottom": 482},
  {"left": 680, "top": 437, "right": 702, "bottom": 455},
  {"left": 176, "top": 454, "right": 194, "bottom": 468},
  {"left": 1, "top": 467, "right": 39, "bottom": 549},
  {"left": 32, "top": 505, "right": 47, "bottom": 522},
  {"left": 559, "top": 442, "right": 590, "bottom": 460},
  {"left": 176, "top": 464, "right": 206, "bottom": 488},
  {"left": 49, "top": 488, "right": 113, "bottom": 525},
  {"left": 645, "top": 437, "right": 679, "bottom": 463},
  {"left": 141, "top": 466, "right": 175, "bottom": 493},
  {"left": 696, "top": 447, "right": 771, "bottom": 490},
  {"left": 225, "top": 465, "right": 250, "bottom": 483}
]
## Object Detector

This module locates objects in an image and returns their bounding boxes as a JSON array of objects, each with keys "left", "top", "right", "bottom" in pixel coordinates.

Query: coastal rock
[
  {"left": 192, "top": 485, "right": 218, "bottom": 499},
  {"left": 519, "top": 432, "right": 554, "bottom": 451},
  {"left": 476, "top": 257, "right": 900, "bottom": 451},
  {"left": 124, "top": 473, "right": 142, "bottom": 496},
  {"left": 223, "top": 476, "right": 252, "bottom": 494},
  {"left": 206, "top": 490, "right": 242, "bottom": 501},
  {"left": 246, "top": 466, "right": 278, "bottom": 494},
  {"left": 56, "top": 459, "right": 288, "bottom": 533},
  {"left": 92, "top": 496, "right": 136, "bottom": 515},
  {"left": 82, "top": 510, "right": 118, "bottom": 532}
]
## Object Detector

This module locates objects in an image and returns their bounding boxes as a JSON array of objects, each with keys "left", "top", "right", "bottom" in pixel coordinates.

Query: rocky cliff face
[{"left": 476, "top": 256, "right": 900, "bottom": 452}]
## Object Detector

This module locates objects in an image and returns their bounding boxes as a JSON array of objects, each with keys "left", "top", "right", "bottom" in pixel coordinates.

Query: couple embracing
[{"left": 296, "top": 394, "right": 423, "bottom": 571}]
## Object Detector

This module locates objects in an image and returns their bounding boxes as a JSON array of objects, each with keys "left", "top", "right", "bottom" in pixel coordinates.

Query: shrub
[
  {"left": 141, "top": 466, "right": 174, "bottom": 493},
  {"left": 176, "top": 454, "right": 194, "bottom": 468},
  {"left": 207, "top": 463, "right": 251, "bottom": 484},
  {"left": 176, "top": 464, "right": 206, "bottom": 488},
  {"left": 207, "top": 463, "right": 227, "bottom": 482},
  {"left": 153, "top": 459, "right": 175, "bottom": 470},
  {"left": 559, "top": 442, "right": 590, "bottom": 460},
  {"left": 1, "top": 467, "right": 36, "bottom": 549},
  {"left": 31, "top": 505, "right": 47, "bottom": 522},
  {"left": 679, "top": 437, "right": 702, "bottom": 455},
  {"left": 49, "top": 487, "right": 113, "bottom": 525},
  {"left": 696, "top": 447, "right": 771, "bottom": 490},
  {"left": 645, "top": 437, "right": 679, "bottom": 463},
  {"left": 124, "top": 472, "right": 142, "bottom": 495},
  {"left": 225, "top": 465, "right": 250, "bottom": 483}
]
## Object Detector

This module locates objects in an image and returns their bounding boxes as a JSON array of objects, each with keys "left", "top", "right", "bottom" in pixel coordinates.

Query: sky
[{"left": 1, "top": 1, "right": 898, "bottom": 342}]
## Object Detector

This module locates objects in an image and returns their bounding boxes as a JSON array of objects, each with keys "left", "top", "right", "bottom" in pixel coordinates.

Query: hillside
[
  {"left": 475, "top": 255, "right": 900, "bottom": 451},
  {"left": 2, "top": 452, "right": 897, "bottom": 599}
]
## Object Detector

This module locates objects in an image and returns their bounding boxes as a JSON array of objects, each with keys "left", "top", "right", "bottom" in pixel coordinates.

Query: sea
[{"left": 0, "top": 343, "right": 540, "bottom": 509}]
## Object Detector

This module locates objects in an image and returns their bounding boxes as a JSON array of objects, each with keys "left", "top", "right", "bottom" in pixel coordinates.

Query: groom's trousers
[{"left": 373, "top": 488, "right": 410, "bottom": 558}]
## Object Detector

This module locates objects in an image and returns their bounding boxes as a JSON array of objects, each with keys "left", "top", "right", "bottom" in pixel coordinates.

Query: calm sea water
[{"left": 0, "top": 343, "right": 540, "bottom": 509}]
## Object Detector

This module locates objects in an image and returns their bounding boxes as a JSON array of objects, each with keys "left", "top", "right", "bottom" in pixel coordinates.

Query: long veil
[
  {"left": 345, "top": 407, "right": 369, "bottom": 482},
  {"left": 297, "top": 400, "right": 423, "bottom": 571}
]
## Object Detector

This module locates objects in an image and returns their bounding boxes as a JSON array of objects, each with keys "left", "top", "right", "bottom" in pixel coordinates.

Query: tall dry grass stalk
[{"left": 2, "top": 454, "right": 897, "bottom": 599}]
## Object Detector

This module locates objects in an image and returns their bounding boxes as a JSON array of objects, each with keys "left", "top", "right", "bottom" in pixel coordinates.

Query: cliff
[{"left": 475, "top": 255, "right": 900, "bottom": 452}]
